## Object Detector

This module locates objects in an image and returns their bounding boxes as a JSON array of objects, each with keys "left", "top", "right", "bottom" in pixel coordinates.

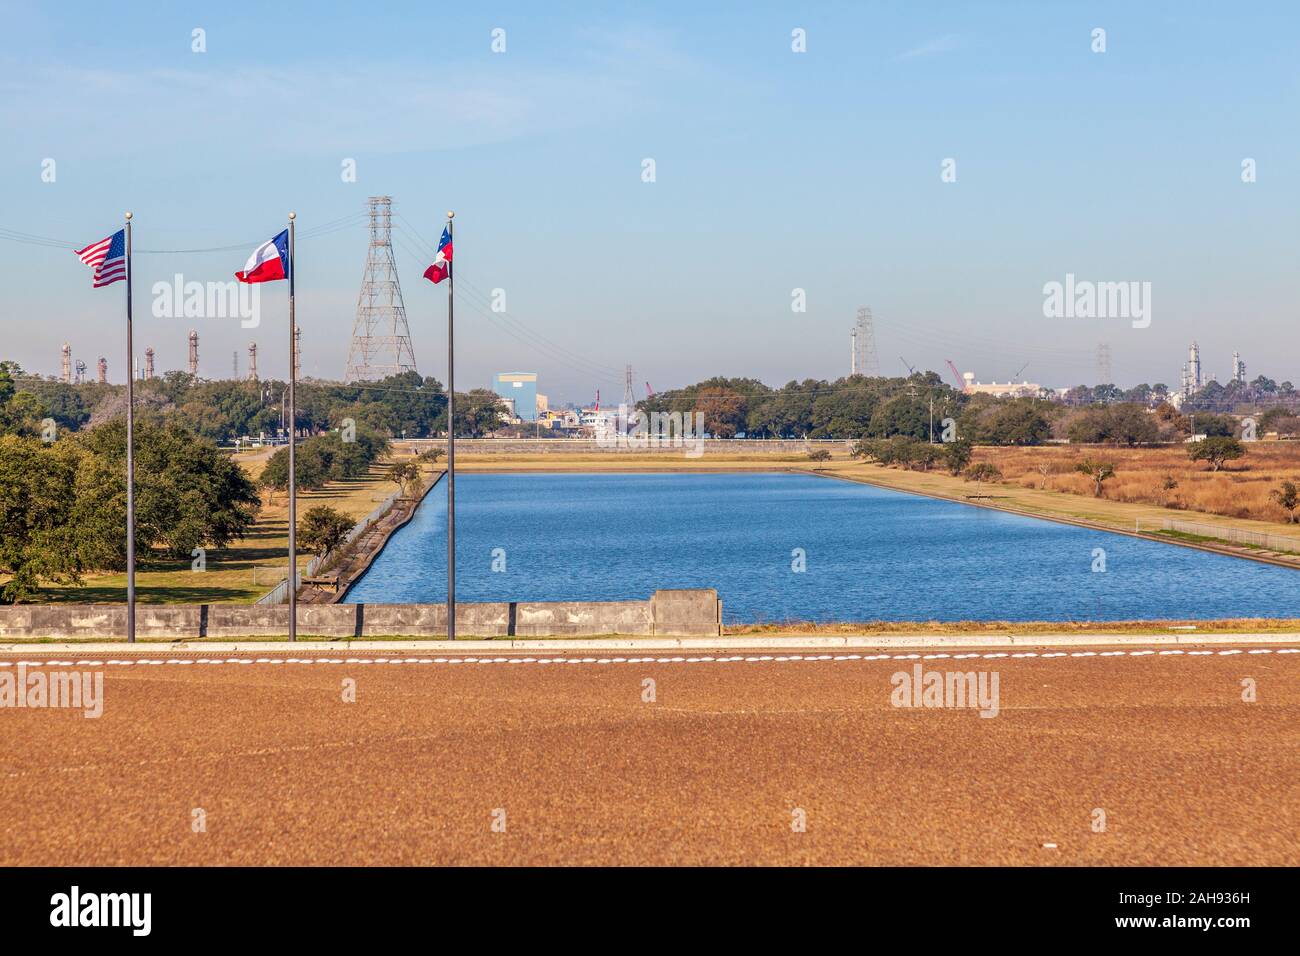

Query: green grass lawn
[{"left": 30, "top": 457, "right": 432, "bottom": 605}]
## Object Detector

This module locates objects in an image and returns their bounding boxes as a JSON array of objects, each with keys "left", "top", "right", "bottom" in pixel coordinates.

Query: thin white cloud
[
  {"left": 0, "top": 49, "right": 680, "bottom": 159},
  {"left": 895, "top": 34, "right": 962, "bottom": 60}
]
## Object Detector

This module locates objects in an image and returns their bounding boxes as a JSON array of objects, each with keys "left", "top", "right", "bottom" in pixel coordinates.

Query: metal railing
[
  {"left": 1155, "top": 518, "right": 1300, "bottom": 554},
  {"left": 254, "top": 488, "right": 403, "bottom": 605}
]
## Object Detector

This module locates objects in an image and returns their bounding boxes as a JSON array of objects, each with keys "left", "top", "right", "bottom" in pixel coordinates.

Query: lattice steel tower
[
  {"left": 345, "top": 196, "right": 419, "bottom": 382},
  {"left": 852, "top": 307, "right": 879, "bottom": 377},
  {"left": 622, "top": 365, "right": 635, "bottom": 408}
]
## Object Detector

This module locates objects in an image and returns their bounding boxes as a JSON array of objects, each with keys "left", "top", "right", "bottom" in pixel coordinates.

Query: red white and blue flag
[
  {"left": 235, "top": 230, "right": 290, "bottom": 283},
  {"left": 423, "top": 226, "right": 453, "bottom": 284},
  {"left": 74, "top": 230, "right": 127, "bottom": 288}
]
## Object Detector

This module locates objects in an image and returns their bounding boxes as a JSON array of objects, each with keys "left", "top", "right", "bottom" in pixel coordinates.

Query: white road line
[{"left": 0, "top": 647, "right": 1291, "bottom": 669}]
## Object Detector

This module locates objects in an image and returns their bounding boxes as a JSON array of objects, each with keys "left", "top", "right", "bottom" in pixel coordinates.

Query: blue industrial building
[{"left": 493, "top": 371, "right": 539, "bottom": 421}]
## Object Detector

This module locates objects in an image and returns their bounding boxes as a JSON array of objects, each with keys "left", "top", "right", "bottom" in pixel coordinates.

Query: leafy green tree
[
  {"left": 964, "top": 462, "right": 1003, "bottom": 486},
  {"left": 260, "top": 425, "right": 388, "bottom": 501},
  {"left": 1074, "top": 458, "right": 1116, "bottom": 497},
  {"left": 851, "top": 437, "right": 882, "bottom": 462},
  {"left": 694, "top": 387, "right": 747, "bottom": 438},
  {"left": 907, "top": 443, "right": 942, "bottom": 471},
  {"left": 868, "top": 395, "right": 930, "bottom": 440},
  {"left": 1067, "top": 404, "right": 1158, "bottom": 445},
  {"left": 75, "top": 420, "right": 261, "bottom": 561},
  {"left": 1271, "top": 481, "right": 1300, "bottom": 523},
  {"left": 297, "top": 505, "right": 354, "bottom": 557},
  {"left": 1188, "top": 436, "right": 1244, "bottom": 472},
  {"left": 1187, "top": 413, "right": 1236, "bottom": 438},
  {"left": 0, "top": 436, "right": 85, "bottom": 601},
  {"left": 387, "top": 460, "right": 424, "bottom": 497},
  {"left": 943, "top": 438, "right": 973, "bottom": 475},
  {"left": 454, "top": 389, "right": 509, "bottom": 437}
]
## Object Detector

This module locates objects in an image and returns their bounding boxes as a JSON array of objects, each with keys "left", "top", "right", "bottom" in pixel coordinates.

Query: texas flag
[
  {"left": 423, "top": 226, "right": 452, "bottom": 284},
  {"left": 235, "top": 230, "right": 290, "bottom": 283}
]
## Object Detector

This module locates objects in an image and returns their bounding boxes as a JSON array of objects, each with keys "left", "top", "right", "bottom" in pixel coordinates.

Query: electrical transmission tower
[
  {"left": 852, "top": 307, "right": 879, "bottom": 377},
  {"left": 1096, "top": 342, "right": 1112, "bottom": 385},
  {"left": 622, "top": 365, "right": 635, "bottom": 408},
  {"left": 345, "top": 196, "right": 419, "bottom": 382}
]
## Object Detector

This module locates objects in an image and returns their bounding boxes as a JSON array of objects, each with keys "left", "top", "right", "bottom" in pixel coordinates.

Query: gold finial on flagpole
[
  {"left": 446, "top": 210, "right": 454, "bottom": 219},
  {"left": 124, "top": 211, "right": 133, "bottom": 220}
]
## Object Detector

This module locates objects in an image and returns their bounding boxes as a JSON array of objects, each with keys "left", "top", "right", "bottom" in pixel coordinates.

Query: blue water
[{"left": 344, "top": 472, "right": 1300, "bottom": 622}]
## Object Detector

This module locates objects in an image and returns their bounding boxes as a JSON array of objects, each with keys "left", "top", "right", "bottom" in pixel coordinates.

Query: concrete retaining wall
[{"left": 0, "top": 590, "right": 721, "bottom": 640}]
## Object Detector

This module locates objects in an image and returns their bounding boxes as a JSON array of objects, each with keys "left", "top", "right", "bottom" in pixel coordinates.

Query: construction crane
[
  {"left": 645, "top": 382, "right": 654, "bottom": 398},
  {"left": 944, "top": 359, "right": 967, "bottom": 392},
  {"left": 1012, "top": 361, "right": 1030, "bottom": 380},
  {"left": 900, "top": 357, "right": 916, "bottom": 376}
]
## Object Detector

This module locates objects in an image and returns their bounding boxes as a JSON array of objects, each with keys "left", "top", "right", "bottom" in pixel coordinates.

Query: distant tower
[
  {"left": 295, "top": 326, "right": 302, "bottom": 381},
  {"left": 1096, "top": 342, "right": 1112, "bottom": 385},
  {"left": 1232, "top": 350, "right": 1246, "bottom": 385},
  {"left": 96, "top": 357, "right": 108, "bottom": 384},
  {"left": 622, "top": 365, "right": 635, "bottom": 408},
  {"left": 188, "top": 330, "right": 199, "bottom": 376},
  {"left": 852, "top": 307, "right": 879, "bottom": 378},
  {"left": 850, "top": 326, "right": 858, "bottom": 376},
  {"left": 344, "top": 196, "right": 419, "bottom": 381},
  {"left": 74, "top": 360, "right": 86, "bottom": 385},
  {"left": 1188, "top": 341, "right": 1202, "bottom": 393},
  {"left": 61, "top": 343, "right": 72, "bottom": 384},
  {"left": 233, "top": 351, "right": 239, "bottom": 379},
  {"left": 144, "top": 347, "right": 155, "bottom": 380},
  {"left": 247, "top": 342, "right": 259, "bottom": 382}
]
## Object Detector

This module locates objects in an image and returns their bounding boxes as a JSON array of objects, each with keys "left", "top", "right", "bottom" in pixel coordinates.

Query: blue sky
[{"left": 2, "top": 1, "right": 1297, "bottom": 401}]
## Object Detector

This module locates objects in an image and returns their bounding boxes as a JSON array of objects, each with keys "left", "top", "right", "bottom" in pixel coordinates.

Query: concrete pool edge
[{"left": 811, "top": 469, "right": 1300, "bottom": 571}]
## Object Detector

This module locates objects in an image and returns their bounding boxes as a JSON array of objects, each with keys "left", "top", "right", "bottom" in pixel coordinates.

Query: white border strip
[
  {"left": 1, "top": 632, "right": 1298, "bottom": 655},
  {"left": 1, "top": 647, "right": 1296, "bottom": 668}
]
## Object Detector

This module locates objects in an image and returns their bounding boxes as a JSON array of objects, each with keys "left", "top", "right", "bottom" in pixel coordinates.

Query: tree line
[
  {"left": 1, "top": 363, "right": 507, "bottom": 443},
  {"left": 0, "top": 420, "right": 259, "bottom": 602}
]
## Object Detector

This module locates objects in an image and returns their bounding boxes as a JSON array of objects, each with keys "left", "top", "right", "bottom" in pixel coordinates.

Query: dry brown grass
[{"left": 973, "top": 442, "right": 1300, "bottom": 523}]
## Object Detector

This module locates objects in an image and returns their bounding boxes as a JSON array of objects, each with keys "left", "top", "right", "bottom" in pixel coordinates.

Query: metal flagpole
[
  {"left": 124, "top": 212, "right": 136, "bottom": 644},
  {"left": 287, "top": 212, "right": 297, "bottom": 643},
  {"left": 445, "top": 211, "right": 456, "bottom": 642}
]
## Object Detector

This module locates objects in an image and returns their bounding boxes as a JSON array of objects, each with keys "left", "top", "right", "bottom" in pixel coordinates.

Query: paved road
[{"left": 1, "top": 646, "right": 1296, "bottom": 865}]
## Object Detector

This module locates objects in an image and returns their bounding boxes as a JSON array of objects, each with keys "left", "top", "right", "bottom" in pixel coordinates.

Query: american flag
[{"left": 74, "top": 229, "right": 127, "bottom": 288}]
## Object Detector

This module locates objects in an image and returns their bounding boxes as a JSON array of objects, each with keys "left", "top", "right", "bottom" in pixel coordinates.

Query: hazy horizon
[{"left": 3, "top": 1, "right": 1297, "bottom": 403}]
